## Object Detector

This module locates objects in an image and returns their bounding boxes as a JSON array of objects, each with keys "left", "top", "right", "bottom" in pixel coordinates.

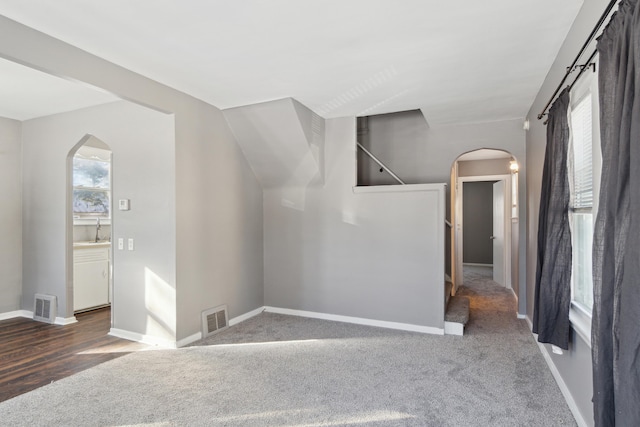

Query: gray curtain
[
  {"left": 533, "top": 89, "right": 572, "bottom": 350},
  {"left": 592, "top": 0, "right": 640, "bottom": 425}
]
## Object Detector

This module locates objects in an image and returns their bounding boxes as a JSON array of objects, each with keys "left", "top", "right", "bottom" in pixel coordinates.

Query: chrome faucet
[{"left": 95, "top": 218, "right": 101, "bottom": 242}]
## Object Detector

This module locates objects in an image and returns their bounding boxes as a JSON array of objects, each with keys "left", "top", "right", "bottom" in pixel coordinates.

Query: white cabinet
[{"left": 73, "top": 244, "right": 110, "bottom": 312}]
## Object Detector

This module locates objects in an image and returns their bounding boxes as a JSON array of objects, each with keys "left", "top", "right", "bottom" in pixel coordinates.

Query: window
[
  {"left": 73, "top": 146, "right": 111, "bottom": 219},
  {"left": 568, "top": 62, "right": 601, "bottom": 319},
  {"left": 569, "top": 94, "right": 594, "bottom": 312}
]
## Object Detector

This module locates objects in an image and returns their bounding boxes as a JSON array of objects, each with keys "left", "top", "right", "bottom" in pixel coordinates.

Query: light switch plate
[
  {"left": 128, "top": 238, "right": 134, "bottom": 251},
  {"left": 118, "top": 199, "right": 130, "bottom": 211},
  {"left": 117, "top": 238, "right": 124, "bottom": 250}
]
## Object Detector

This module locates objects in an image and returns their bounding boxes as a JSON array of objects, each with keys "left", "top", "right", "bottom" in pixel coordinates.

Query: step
[{"left": 444, "top": 295, "right": 470, "bottom": 336}]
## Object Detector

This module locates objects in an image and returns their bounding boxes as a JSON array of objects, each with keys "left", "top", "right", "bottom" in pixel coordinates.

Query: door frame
[{"left": 454, "top": 174, "right": 512, "bottom": 291}]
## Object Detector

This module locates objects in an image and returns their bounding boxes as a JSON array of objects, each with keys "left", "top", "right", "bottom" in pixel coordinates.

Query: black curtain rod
[
  {"left": 537, "top": 0, "right": 620, "bottom": 120},
  {"left": 569, "top": 49, "right": 598, "bottom": 93}
]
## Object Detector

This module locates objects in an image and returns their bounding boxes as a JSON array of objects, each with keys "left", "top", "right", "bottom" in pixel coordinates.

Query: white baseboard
[
  {"left": 149, "top": 305, "right": 447, "bottom": 348},
  {"left": 0, "top": 310, "right": 77, "bottom": 325},
  {"left": 229, "top": 306, "right": 264, "bottom": 326},
  {"left": 55, "top": 316, "right": 78, "bottom": 325},
  {"left": 151, "top": 306, "right": 268, "bottom": 349},
  {"left": 536, "top": 341, "right": 588, "bottom": 427},
  {"left": 264, "top": 306, "right": 444, "bottom": 335},
  {"left": 109, "top": 328, "right": 177, "bottom": 349},
  {"left": 0, "top": 310, "right": 32, "bottom": 321},
  {"left": 444, "top": 321, "right": 464, "bottom": 336},
  {"left": 510, "top": 289, "right": 525, "bottom": 319},
  {"left": 526, "top": 315, "right": 588, "bottom": 427},
  {"left": 176, "top": 332, "right": 202, "bottom": 348},
  {"left": 525, "top": 315, "right": 533, "bottom": 330}
]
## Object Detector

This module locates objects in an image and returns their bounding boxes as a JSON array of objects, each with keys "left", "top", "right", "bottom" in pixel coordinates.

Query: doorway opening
[
  {"left": 450, "top": 149, "right": 519, "bottom": 296},
  {"left": 66, "top": 135, "right": 113, "bottom": 318}
]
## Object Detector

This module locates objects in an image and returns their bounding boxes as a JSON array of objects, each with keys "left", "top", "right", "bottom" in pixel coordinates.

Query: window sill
[
  {"left": 569, "top": 302, "right": 592, "bottom": 348},
  {"left": 74, "top": 218, "right": 111, "bottom": 226},
  {"left": 352, "top": 183, "right": 446, "bottom": 194}
]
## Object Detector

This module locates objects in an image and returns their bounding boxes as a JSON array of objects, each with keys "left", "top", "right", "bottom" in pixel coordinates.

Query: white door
[{"left": 492, "top": 181, "right": 505, "bottom": 286}]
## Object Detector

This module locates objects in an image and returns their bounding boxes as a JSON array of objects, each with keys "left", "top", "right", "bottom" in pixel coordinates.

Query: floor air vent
[
  {"left": 201, "top": 305, "right": 228, "bottom": 338},
  {"left": 33, "top": 294, "right": 57, "bottom": 324}
]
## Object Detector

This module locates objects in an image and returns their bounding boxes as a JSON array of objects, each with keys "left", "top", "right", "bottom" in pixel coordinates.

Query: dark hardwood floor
[{"left": 0, "top": 307, "right": 146, "bottom": 403}]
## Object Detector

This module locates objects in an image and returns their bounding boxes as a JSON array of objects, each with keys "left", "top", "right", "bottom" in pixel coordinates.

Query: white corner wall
[
  {"left": 0, "top": 117, "right": 22, "bottom": 314},
  {"left": 264, "top": 117, "right": 446, "bottom": 330}
]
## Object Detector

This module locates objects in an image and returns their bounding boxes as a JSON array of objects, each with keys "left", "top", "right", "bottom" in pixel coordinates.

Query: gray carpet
[{"left": 0, "top": 268, "right": 576, "bottom": 426}]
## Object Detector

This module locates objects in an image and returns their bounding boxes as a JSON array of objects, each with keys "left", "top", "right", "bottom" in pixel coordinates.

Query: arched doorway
[
  {"left": 66, "top": 135, "right": 113, "bottom": 319},
  {"left": 450, "top": 149, "right": 519, "bottom": 297}
]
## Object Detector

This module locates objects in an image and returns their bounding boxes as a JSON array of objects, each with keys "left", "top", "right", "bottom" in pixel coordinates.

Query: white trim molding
[
  {"left": 229, "top": 306, "right": 264, "bottom": 326},
  {"left": 0, "top": 310, "right": 32, "bottom": 321},
  {"left": 109, "top": 328, "right": 177, "bottom": 349},
  {"left": 54, "top": 316, "right": 78, "bottom": 325},
  {"left": 444, "top": 321, "right": 464, "bottom": 336},
  {"left": 176, "top": 332, "right": 202, "bottom": 348},
  {"left": 535, "top": 340, "right": 589, "bottom": 427},
  {"left": 569, "top": 305, "right": 592, "bottom": 347},
  {"left": 264, "top": 306, "right": 444, "bottom": 335},
  {"left": 175, "top": 306, "right": 265, "bottom": 348},
  {"left": 0, "top": 310, "right": 77, "bottom": 325},
  {"left": 526, "top": 316, "right": 588, "bottom": 427},
  {"left": 353, "top": 183, "right": 446, "bottom": 194}
]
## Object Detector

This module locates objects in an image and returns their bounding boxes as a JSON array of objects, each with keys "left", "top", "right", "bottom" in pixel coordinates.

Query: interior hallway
[{"left": 458, "top": 264, "right": 520, "bottom": 332}]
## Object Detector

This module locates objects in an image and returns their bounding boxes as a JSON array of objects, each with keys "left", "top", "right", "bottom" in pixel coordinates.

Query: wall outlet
[
  {"left": 117, "top": 238, "right": 124, "bottom": 250},
  {"left": 128, "top": 238, "right": 134, "bottom": 251}
]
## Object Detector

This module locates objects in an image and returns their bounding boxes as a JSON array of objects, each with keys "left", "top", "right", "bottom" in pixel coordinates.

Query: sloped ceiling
[
  {"left": 224, "top": 98, "right": 324, "bottom": 189},
  {"left": 0, "top": 0, "right": 583, "bottom": 125}
]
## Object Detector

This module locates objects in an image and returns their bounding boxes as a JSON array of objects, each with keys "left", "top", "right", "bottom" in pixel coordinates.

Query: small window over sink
[{"left": 73, "top": 145, "right": 111, "bottom": 220}]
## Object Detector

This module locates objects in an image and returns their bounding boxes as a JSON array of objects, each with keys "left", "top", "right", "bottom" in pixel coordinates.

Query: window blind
[{"left": 570, "top": 94, "right": 593, "bottom": 209}]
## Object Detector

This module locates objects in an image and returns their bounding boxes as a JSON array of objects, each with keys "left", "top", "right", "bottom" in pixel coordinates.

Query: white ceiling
[{"left": 0, "top": 0, "right": 583, "bottom": 125}]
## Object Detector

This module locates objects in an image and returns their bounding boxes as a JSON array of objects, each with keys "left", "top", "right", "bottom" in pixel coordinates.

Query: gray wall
[
  {"left": 356, "top": 109, "right": 527, "bottom": 313},
  {"left": 175, "top": 100, "right": 264, "bottom": 341},
  {"left": 264, "top": 117, "right": 446, "bottom": 330},
  {"left": 0, "top": 117, "right": 22, "bottom": 314},
  {"left": 525, "top": 0, "right": 608, "bottom": 424},
  {"left": 458, "top": 158, "right": 511, "bottom": 177},
  {"left": 358, "top": 110, "right": 430, "bottom": 185},
  {"left": 358, "top": 111, "right": 524, "bottom": 184},
  {"left": 463, "top": 181, "right": 494, "bottom": 264},
  {"left": 0, "top": 16, "right": 264, "bottom": 344},
  {"left": 21, "top": 102, "right": 177, "bottom": 342}
]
